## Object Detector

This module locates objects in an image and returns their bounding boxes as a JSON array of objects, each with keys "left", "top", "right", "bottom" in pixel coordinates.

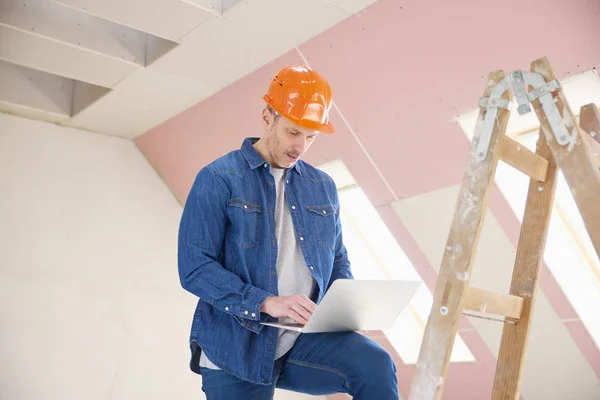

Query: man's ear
[{"left": 262, "top": 108, "right": 272, "bottom": 127}]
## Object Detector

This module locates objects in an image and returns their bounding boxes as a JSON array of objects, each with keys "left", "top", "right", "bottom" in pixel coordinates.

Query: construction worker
[{"left": 177, "top": 65, "right": 399, "bottom": 399}]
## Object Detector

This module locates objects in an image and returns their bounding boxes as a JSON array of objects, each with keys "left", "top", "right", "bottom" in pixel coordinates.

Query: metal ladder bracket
[
  {"left": 477, "top": 73, "right": 570, "bottom": 163},
  {"left": 521, "top": 74, "right": 570, "bottom": 146},
  {"left": 510, "top": 70, "right": 531, "bottom": 115},
  {"left": 476, "top": 76, "right": 511, "bottom": 162}
]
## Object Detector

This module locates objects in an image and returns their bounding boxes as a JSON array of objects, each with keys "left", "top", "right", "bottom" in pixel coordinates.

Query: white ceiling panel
[
  {"left": 0, "top": 60, "right": 71, "bottom": 118},
  {"left": 0, "top": 59, "right": 110, "bottom": 125},
  {"left": 50, "top": 0, "right": 214, "bottom": 41},
  {"left": 0, "top": 103, "right": 69, "bottom": 125},
  {"left": 0, "top": 25, "right": 140, "bottom": 88},
  {"left": 150, "top": 0, "right": 351, "bottom": 87},
  {"left": 145, "top": 35, "right": 180, "bottom": 67},
  {"left": 0, "top": 0, "right": 148, "bottom": 65},
  {"left": 321, "top": 0, "right": 379, "bottom": 14},
  {"left": 64, "top": 68, "right": 221, "bottom": 138},
  {"left": 71, "top": 81, "right": 112, "bottom": 117}
]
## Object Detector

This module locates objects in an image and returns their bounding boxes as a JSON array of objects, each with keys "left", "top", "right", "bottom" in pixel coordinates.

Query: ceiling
[{"left": 0, "top": 0, "right": 376, "bottom": 139}]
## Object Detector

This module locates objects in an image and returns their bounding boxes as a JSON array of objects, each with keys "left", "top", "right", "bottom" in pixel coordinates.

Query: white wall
[{"left": 0, "top": 113, "right": 326, "bottom": 400}]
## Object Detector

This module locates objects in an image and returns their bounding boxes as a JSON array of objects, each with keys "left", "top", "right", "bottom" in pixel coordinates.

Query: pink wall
[{"left": 136, "top": 0, "right": 600, "bottom": 397}]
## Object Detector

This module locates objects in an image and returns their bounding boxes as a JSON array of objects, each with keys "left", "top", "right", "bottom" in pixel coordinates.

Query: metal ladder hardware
[{"left": 407, "top": 57, "right": 600, "bottom": 400}]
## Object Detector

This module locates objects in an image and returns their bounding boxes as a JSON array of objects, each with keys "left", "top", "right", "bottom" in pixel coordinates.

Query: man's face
[{"left": 262, "top": 109, "right": 319, "bottom": 168}]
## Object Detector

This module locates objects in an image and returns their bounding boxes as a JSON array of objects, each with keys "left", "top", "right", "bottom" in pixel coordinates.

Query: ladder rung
[
  {"left": 462, "top": 287, "right": 524, "bottom": 319},
  {"left": 499, "top": 135, "right": 549, "bottom": 182}
]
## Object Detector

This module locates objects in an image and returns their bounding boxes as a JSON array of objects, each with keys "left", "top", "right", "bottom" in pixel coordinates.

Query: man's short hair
[{"left": 266, "top": 105, "right": 281, "bottom": 122}]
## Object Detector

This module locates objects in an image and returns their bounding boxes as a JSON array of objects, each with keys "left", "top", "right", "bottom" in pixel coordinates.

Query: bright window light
[
  {"left": 456, "top": 69, "right": 600, "bottom": 350},
  {"left": 318, "top": 159, "right": 475, "bottom": 363}
]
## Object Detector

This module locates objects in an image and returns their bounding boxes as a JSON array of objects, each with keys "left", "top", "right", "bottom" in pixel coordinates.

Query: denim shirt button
[
  {"left": 252, "top": 313, "right": 256, "bottom": 317},
  {"left": 310, "top": 266, "right": 314, "bottom": 270},
  {"left": 225, "top": 306, "right": 229, "bottom": 311},
  {"left": 244, "top": 310, "right": 248, "bottom": 315},
  {"left": 299, "top": 237, "right": 304, "bottom": 241},
  {"left": 291, "top": 205, "right": 296, "bottom": 210}
]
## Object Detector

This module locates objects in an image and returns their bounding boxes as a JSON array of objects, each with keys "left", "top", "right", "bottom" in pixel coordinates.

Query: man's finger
[
  {"left": 297, "top": 296, "right": 317, "bottom": 312},
  {"left": 291, "top": 304, "right": 312, "bottom": 322},
  {"left": 294, "top": 301, "right": 316, "bottom": 318},
  {"left": 289, "top": 309, "right": 308, "bottom": 325}
]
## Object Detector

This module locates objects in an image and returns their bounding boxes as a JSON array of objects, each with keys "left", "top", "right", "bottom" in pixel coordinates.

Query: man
[{"left": 178, "top": 64, "right": 399, "bottom": 399}]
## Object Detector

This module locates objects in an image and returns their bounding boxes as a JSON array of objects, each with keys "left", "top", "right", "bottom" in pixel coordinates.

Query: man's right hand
[{"left": 260, "top": 294, "right": 317, "bottom": 325}]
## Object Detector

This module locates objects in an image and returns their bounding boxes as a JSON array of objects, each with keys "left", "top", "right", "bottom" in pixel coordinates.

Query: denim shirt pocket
[
  {"left": 306, "top": 204, "right": 337, "bottom": 250},
  {"left": 228, "top": 197, "right": 262, "bottom": 248}
]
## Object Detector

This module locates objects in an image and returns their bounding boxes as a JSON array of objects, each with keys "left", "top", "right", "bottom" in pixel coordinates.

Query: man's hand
[{"left": 260, "top": 294, "right": 317, "bottom": 325}]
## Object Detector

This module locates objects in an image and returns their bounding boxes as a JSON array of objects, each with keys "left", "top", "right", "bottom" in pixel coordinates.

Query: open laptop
[{"left": 260, "top": 279, "right": 422, "bottom": 333}]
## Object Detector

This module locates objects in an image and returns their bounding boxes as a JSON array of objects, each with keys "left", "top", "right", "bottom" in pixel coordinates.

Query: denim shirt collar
[{"left": 240, "top": 137, "right": 303, "bottom": 175}]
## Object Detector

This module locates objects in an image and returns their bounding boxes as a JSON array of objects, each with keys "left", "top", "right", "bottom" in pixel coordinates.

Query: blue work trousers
[{"left": 200, "top": 331, "right": 399, "bottom": 399}]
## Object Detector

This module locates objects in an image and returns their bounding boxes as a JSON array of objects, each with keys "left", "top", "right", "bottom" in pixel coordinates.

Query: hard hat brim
[{"left": 262, "top": 95, "right": 335, "bottom": 135}]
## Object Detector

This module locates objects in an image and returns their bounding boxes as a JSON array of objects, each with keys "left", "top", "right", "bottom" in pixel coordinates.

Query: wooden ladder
[{"left": 407, "top": 57, "right": 600, "bottom": 400}]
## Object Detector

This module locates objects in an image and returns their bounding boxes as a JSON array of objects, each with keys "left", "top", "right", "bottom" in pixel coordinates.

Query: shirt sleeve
[{"left": 177, "top": 166, "right": 274, "bottom": 322}]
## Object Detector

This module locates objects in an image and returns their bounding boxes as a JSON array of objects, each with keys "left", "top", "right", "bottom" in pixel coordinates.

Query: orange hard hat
[{"left": 262, "top": 65, "right": 335, "bottom": 134}]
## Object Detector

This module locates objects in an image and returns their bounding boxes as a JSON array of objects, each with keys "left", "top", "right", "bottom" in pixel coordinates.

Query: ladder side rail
[
  {"left": 491, "top": 128, "right": 559, "bottom": 399},
  {"left": 408, "top": 70, "right": 511, "bottom": 400},
  {"left": 530, "top": 59, "right": 600, "bottom": 260}
]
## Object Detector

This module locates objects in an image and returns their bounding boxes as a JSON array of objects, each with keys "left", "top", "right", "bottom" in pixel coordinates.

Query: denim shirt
[{"left": 177, "top": 137, "right": 353, "bottom": 385}]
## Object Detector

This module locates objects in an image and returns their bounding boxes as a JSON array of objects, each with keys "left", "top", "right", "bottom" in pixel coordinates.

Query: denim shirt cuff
[{"left": 231, "top": 287, "right": 273, "bottom": 334}]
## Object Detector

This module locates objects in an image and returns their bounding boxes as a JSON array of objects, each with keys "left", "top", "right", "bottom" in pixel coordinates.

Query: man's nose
[{"left": 293, "top": 137, "right": 308, "bottom": 152}]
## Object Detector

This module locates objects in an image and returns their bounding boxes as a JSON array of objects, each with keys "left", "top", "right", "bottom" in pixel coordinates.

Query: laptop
[{"left": 260, "top": 279, "right": 422, "bottom": 333}]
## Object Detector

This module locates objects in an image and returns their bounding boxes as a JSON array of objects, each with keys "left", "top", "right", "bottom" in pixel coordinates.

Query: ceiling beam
[
  {"left": 0, "top": 60, "right": 71, "bottom": 122},
  {"left": 0, "top": 59, "right": 112, "bottom": 124},
  {"left": 0, "top": 0, "right": 181, "bottom": 88},
  {"left": 49, "top": 0, "right": 214, "bottom": 41},
  {"left": 0, "top": 25, "right": 140, "bottom": 88},
  {"left": 0, "top": 0, "right": 148, "bottom": 65}
]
